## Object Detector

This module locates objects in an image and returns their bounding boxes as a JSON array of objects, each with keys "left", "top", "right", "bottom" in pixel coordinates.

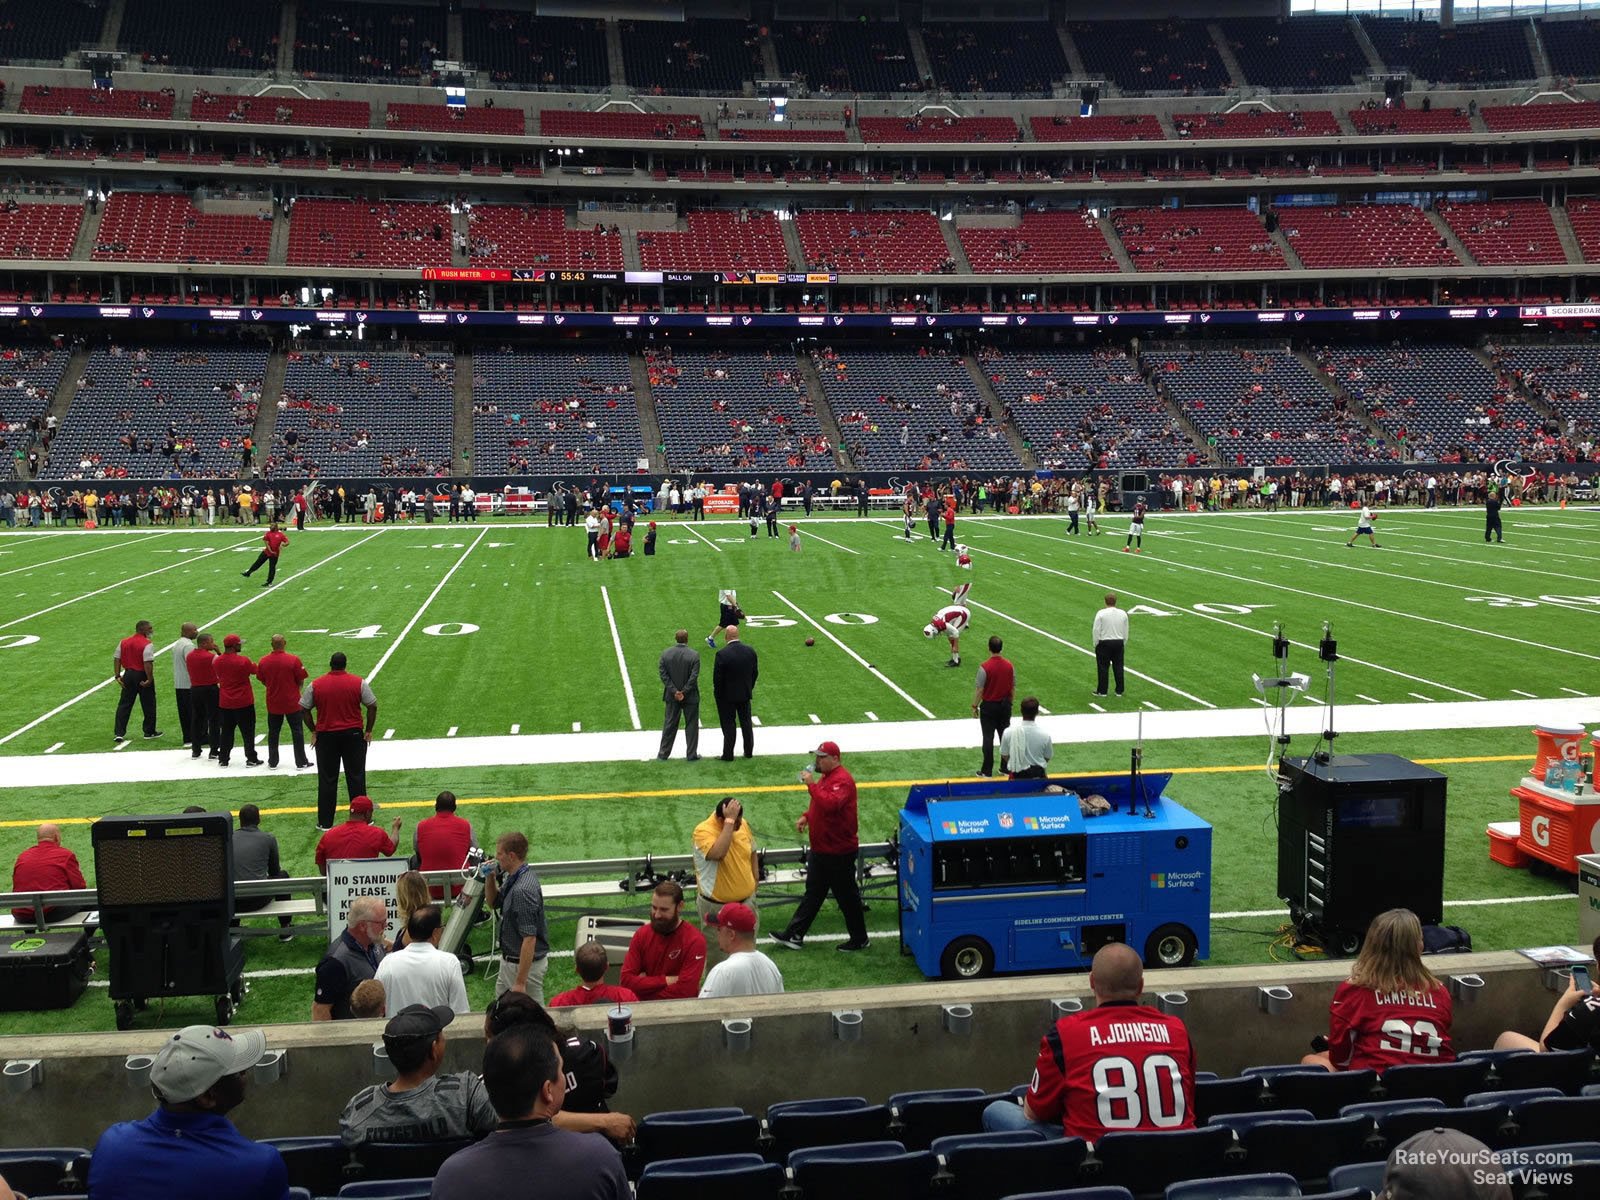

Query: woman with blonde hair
[
  {"left": 1301, "top": 908, "right": 1455, "bottom": 1073},
  {"left": 390, "top": 870, "right": 431, "bottom": 952}
]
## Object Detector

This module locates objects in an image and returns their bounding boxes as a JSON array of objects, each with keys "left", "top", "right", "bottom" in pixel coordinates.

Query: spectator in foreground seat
[
  {"left": 548, "top": 942, "right": 638, "bottom": 1009},
  {"left": 314, "top": 795, "right": 402, "bottom": 872},
  {"left": 375, "top": 904, "right": 470, "bottom": 1017},
  {"left": 88, "top": 1024, "right": 288, "bottom": 1200},
  {"left": 231, "top": 804, "right": 292, "bottom": 938},
  {"left": 983, "top": 942, "right": 1195, "bottom": 1142},
  {"left": 1382, "top": 1127, "right": 1512, "bottom": 1200},
  {"left": 1495, "top": 935, "right": 1600, "bottom": 1054},
  {"left": 339, "top": 1004, "right": 496, "bottom": 1149},
  {"left": 484, "top": 991, "right": 634, "bottom": 1144},
  {"left": 350, "top": 978, "right": 387, "bottom": 1020},
  {"left": 9, "top": 823, "right": 87, "bottom": 924}
]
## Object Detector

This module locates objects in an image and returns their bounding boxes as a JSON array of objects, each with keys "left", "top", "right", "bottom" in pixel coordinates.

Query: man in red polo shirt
[
  {"left": 302, "top": 652, "right": 379, "bottom": 830},
  {"left": 619, "top": 880, "right": 706, "bottom": 1001},
  {"left": 242, "top": 522, "right": 289, "bottom": 587},
  {"left": 213, "top": 633, "right": 262, "bottom": 769},
  {"left": 972, "top": 634, "right": 1015, "bottom": 778},
  {"left": 415, "top": 791, "right": 474, "bottom": 899},
  {"left": 113, "top": 618, "right": 161, "bottom": 744},
  {"left": 256, "top": 634, "right": 311, "bottom": 771},
  {"left": 10, "top": 823, "right": 87, "bottom": 923},
  {"left": 315, "top": 796, "right": 403, "bottom": 872},
  {"left": 185, "top": 632, "right": 220, "bottom": 760}
]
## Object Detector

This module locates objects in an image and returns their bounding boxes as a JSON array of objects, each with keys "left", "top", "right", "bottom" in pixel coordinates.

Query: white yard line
[
  {"left": 1511, "top": 689, "right": 1539, "bottom": 699},
  {"left": 0, "top": 532, "right": 170, "bottom": 579},
  {"left": 681, "top": 523, "right": 723, "bottom": 554},
  {"left": 368, "top": 530, "right": 487, "bottom": 681},
  {"left": 1357, "top": 695, "right": 1384, "bottom": 705},
  {"left": 600, "top": 584, "right": 642, "bottom": 731},
  {"left": 772, "top": 589, "right": 935, "bottom": 719},
  {"left": 0, "top": 529, "right": 386, "bottom": 747},
  {"left": 799, "top": 527, "right": 861, "bottom": 555},
  {"left": 1408, "top": 692, "right": 1436, "bottom": 703}
]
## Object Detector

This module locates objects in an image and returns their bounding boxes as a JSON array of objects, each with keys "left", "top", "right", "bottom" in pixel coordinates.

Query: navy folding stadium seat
[
  {"left": 1193, "top": 1075, "right": 1266, "bottom": 1123},
  {"left": 261, "top": 1136, "right": 352, "bottom": 1197},
  {"left": 353, "top": 1139, "right": 473, "bottom": 1181},
  {"left": 1466, "top": 1086, "right": 1563, "bottom": 1111},
  {"left": 0, "top": 1149, "right": 90, "bottom": 1197},
  {"left": 766, "top": 1096, "right": 891, "bottom": 1159},
  {"left": 633, "top": 1107, "right": 762, "bottom": 1173},
  {"left": 1342, "top": 1097, "right": 1445, "bottom": 1122},
  {"left": 1166, "top": 1173, "right": 1299, "bottom": 1200},
  {"left": 1327, "top": 1160, "right": 1386, "bottom": 1194},
  {"left": 1206, "top": 1108, "right": 1313, "bottom": 1133},
  {"left": 338, "top": 1181, "right": 431, "bottom": 1199},
  {"left": 1496, "top": 1140, "right": 1600, "bottom": 1200},
  {"left": 1494, "top": 1047, "right": 1595, "bottom": 1094},
  {"left": 1240, "top": 1063, "right": 1315, "bottom": 1080},
  {"left": 929, "top": 1128, "right": 1045, "bottom": 1158},
  {"left": 635, "top": 1152, "right": 784, "bottom": 1200},
  {"left": 1512, "top": 1096, "right": 1600, "bottom": 1145},
  {"left": 941, "top": 1134, "right": 1089, "bottom": 1200},
  {"left": 1237, "top": 1114, "right": 1378, "bottom": 1186},
  {"left": 787, "top": 1140, "right": 937, "bottom": 1199},
  {"left": 1374, "top": 1101, "right": 1509, "bottom": 1150},
  {"left": 1000, "top": 1191, "right": 1133, "bottom": 1200},
  {"left": 1379, "top": 1060, "right": 1490, "bottom": 1107},
  {"left": 889, "top": 1088, "right": 992, "bottom": 1149},
  {"left": 1266, "top": 1068, "right": 1379, "bottom": 1118},
  {"left": 1090, "top": 1125, "right": 1235, "bottom": 1196}
]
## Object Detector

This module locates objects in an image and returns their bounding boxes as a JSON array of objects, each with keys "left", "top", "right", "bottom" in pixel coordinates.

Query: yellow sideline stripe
[{"left": 0, "top": 753, "right": 1531, "bottom": 827}]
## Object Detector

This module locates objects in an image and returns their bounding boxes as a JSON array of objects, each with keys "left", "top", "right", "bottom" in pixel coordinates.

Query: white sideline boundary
[{"left": 2, "top": 695, "right": 1594, "bottom": 791}]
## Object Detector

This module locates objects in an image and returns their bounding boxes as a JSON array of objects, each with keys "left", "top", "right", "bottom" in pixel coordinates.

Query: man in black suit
[{"left": 712, "top": 626, "right": 758, "bottom": 761}]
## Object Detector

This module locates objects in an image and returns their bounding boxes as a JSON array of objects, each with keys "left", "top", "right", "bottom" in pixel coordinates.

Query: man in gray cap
[
  {"left": 340, "top": 1004, "right": 497, "bottom": 1148},
  {"left": 87, "top": 1024, "right": 286, "bottom": 1200},
  {"left": 1383, "top": 1129, "right": 1512, "bottom": 1200}
]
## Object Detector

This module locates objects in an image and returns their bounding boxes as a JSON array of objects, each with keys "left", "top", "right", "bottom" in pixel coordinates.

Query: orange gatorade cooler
[{"left": 1532, "top": 724, "right": 1586, "bottom": 781}]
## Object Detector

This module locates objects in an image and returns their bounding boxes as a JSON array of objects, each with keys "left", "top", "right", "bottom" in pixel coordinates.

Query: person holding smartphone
[{"left": 1494, "top": 937, "right": 1600, "bottom": 1053}]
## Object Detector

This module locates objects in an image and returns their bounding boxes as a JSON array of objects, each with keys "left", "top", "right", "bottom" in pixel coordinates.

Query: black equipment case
[{"left": 0, "top": 930, "right": 91, "bottom": 1011}]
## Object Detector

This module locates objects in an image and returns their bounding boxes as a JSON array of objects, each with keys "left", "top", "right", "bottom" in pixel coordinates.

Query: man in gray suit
[{"left": 658, "top": 629, "right": 701, "bottom": 761}]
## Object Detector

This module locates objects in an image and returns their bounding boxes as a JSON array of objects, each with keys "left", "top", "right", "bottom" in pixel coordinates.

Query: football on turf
[{"left": 805, "top": 637, "right": 815, "bottom": 647}]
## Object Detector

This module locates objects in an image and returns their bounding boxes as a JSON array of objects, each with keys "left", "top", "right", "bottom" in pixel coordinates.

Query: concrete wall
[{"left": 0, "top": 950, "right": 1568, "bottom": 1148}]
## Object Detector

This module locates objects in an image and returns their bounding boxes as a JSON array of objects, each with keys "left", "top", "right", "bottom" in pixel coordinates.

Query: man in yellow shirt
[
  {"left": 692, "top": 797, "right": 758, "bottom": 935},
  {"left": 83, "top": 489, "right": 99, "bottom": 525}
]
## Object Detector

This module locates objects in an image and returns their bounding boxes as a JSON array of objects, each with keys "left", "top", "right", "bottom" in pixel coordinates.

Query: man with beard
[{"left": 619, "top": 880, "right": 706, "bottom": 1001}]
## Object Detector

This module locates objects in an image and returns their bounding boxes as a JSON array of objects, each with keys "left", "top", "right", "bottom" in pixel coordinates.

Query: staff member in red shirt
[
  {"left": 256, "top": 634, "right": 311, "bottom": 770},
  {"left": 972, "top": 635, "right": 1015, "bottom": 778},
  {"left": 213, "top": 633, "right": 262, "bottom": 769},
  {"left": 185, "top": 633, "right": 221, "bottom": 760},
  {"left": 941, "top": 499, "right": 958, "bottom": 551},
  {"left": 770, "top": 741, "right": 869, "bottom": 953},
  {"left": 242, "top": 522, "right": 289, "bottom": 587},
  {"left": 314, "top": 795, "right": 403, "bottom": 872},
  {"left": 302, "top": 652, "right": 379, "bottom": 829},
  {"left": 620, "top": 880, "right": 706, "bottom": 1001},
  {"left": 10, "top": 823, "right": 87, "bottom": 924},
  {"left": 112, "top": 618, "right": 161, "bottom": 744},
  {"left": 415, "top": 790, "right": 474, "bottom": 899}
]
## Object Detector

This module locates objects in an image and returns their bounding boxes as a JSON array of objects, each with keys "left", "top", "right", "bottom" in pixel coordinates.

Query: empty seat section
[
  {"left": 270, "top": 351, "right": 452, "bottom": 479},
  {"left": 539, "top": 110, "right": 704, "bottom": 140},
  {"left": 1567, "top": 197, "right": 1600, "bottom": 262},
  {"left": 958, "top": 212, "right": 1118, "bottom": 274},
  {"left": 294, "top": 2, "right": 445, "bottom": 81},
  {"left": 649, "top": 349, "right": 831, "bottom": 473},
  {"left": 470, "top": 350, "right": 643, "bottom": 476},
  {"left": 463, "top": 12, "right": 607, "bottom": 88},
  {"left": 920, "top": 22, "right": 1066, "bottom": 93},
  {"left": 0, "top": 200, "right": 83, "bottom": 260},
  {"left": 119, "top": 0, "right": 278, "bottom": 72},
  {"left": 774, "top": 21, "right": 921, "bottom": 93},
  {"left": 812, "top": 349, "right": 1020, "bottom": 471},
  {"left": 288, "top": 199, "right": 452, "bottom": 269},
  {"left": 1547, "top": 18, "right": 1600, "bottom": 77},
  {"left": 1282, "top": 205, "right": 1456, "bottom": 270},
  {"left": 858, "top": 116, "right": 1020, "bottom": 143},
  {"left": 1220, "top": 16, "right": 1366, "bottom": 89},
  {"left": 719, "top": 126, "right": 849, "bottom": 142},
  {"left": 190, "top": 91, "right": 370, "bottom": 128},
  {"left": 385, "top": 103, "right": 524, "bottom": 136},
  {"left": 1347, "top": 107, "right": 1472, "bottom": 135},
  {"left": 20, "top": 85, "right": 174, "bottom": 119},
  {"left": 93, "top": 193, "right": 271, "bottom": 265},
  {"left": 1111, "top": 207, "right": 1282, "bottom": 272},
  {"left": 1072, "top": 20, "right": 1230, "bottom": 93},
  {"left": 44, "top": 347, "right": 266, "bottom": 481},
  {"left": 1173, "top": 110, "right": 1341, "bottom": 139},
  {"left": 638, "top": 211, "right": 788, "bottom": 273},
  {"left": 1439, "top": 200, "right": 1565, "bottom": 266},
  {"left": 1361, "top": 16, "right": 1534, "bottom": 84},
  {"left": 0, "top": 345, "right": 66, "bottom": 481},
  {"left": 0, "top": 0, "right": 107, "bottom": 62},
  {"left": 988, "top": 348, "right": 1197, "bottom": 471},
  {"left": 797, "top": 211, "right": 950, "bottom": 274},
  {"left": 1481, "top": 102, "right": 1600, "bottom": 132},
  {"left": 1030, "top": 114, "right": 1164, "bottom": 142},
  {"left": 620, "top": 19, "right": 761, "bottom": 94},
  {"left": 464, "top": 205, "right": 622, "bottom": 271}
]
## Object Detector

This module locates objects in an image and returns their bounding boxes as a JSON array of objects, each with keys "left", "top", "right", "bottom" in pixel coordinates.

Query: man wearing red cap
[
  {"left": 770, "top": 742, "right": 869, "bottom": 954},
  {"left": 699, "top": 903, "right": 784, "bottom": 998},
  {"left": 315, "top": 796, "right": 404, "bottom": 872},
  {"left": 213, "top": 634, "right": 262, "bottom": 769}
]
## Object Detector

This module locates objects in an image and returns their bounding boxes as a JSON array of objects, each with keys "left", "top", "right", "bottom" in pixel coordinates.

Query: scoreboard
[{"left": 420, "top": 268, "right": 836, "bottom": 285}]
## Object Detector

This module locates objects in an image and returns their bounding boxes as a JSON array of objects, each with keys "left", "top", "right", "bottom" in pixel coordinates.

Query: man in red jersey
[
  {"left": 619, "top": 881, "right": 706, "bottom": 1001},
  {"left": 984, "top": 943, "right": 1196, "bottom": 1144},
  {"left": 415, "top": 791, "right": 474, "bottom": 899},
  {"left": 185, "top": 632, "right": 220, "bottom": 760},
  {"left": 10, "top": 823, "right": 87, "bottom": 923},
  {"left": 770, "top": 741, "right": 869, "bottom": 954},
  {"left": 256, "top": 634, "right": 311, "bottom": 770},
  {"left": 213, "top": 633, "right": 262, "bottom": 769},
  {"left": 315, "top": 796, "right": 403, "bottom": 873},
  {"left": 972, "top": 635, "right": 1015, "bottom": 778},
  {"left": 113, "top": 618, "right": 161, "bottom": 744},
  {"left": 302, "top": 651, "right": 379, "bottom": 830},
  {"left": 241, "top": 522, "right": 289, "bottom": 587},
  {"left": 548, "top": 943, "right": 639, "bottom": 1010}
]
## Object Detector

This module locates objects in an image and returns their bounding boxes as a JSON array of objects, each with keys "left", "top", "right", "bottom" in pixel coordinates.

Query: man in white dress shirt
[
  {"left": 375, "top": 905, "right": 469, "bottom": 1017},
  {"left": 698, "top": 903, "right": 784, "bottom": 999},
  {"left": 1091, "top": 594, "right": 1130, "bottom": 698}
]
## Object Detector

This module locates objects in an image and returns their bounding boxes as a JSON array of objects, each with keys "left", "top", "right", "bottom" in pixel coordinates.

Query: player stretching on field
[
  {"left": 1345, "top": 504, "right": 1380, "bottom": 549},
  {"left": 1123, "top": 498, "right": 1147, "bottom": 554},
  {"left": 925, "top": 585, "right": 972, "bottom": 668}
]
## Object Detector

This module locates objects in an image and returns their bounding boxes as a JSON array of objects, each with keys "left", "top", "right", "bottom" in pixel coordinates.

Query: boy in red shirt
[
  {"left": 549, "top": 942, "right": 640, "bottom": 1009},
  {"left": 242, "top": 522, "right": 289, "bottom": 587}
]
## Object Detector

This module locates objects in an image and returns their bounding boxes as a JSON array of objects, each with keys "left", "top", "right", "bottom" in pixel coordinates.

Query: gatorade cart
[{"left": 898, "top": 773, "right": 1212, "bottom": 980}]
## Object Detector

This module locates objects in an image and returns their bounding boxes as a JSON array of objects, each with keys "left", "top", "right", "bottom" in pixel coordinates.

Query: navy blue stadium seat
[
  {"left": 353, "top": 1139, "right": 473, "bottom": 1181},
  {"left": 0, "top": 1149, "right": 90, "bottom": 1196},
  {"left": 1298, "top": 1190, "right": 1368, "bottom": 1200},
  {"left": 1193, "top": 1075, "right": 1265, "bottom": 1123},
  {"left": 1193, "top": 1072, "right": 1218, "bottom": 1083},
  {"left": 1238, "top": 1114, "right": 1378, "bottom": 1185},
  {"left": 931, "top": 1129, "right": 1046, "bottom": 1158},
  {"left": 1091, "top": 1125, "right": 1235, "bottom": 1196},
  {"left": 1000, "top": 1191, "right": 1133, "bottom": 1200},
  {"left": 1374, "top": 1101, "right": 1509, "bottom": 1150},
  {"left": 1466, "top": 1087, "right": 1563, "bottom": 1111},
  {"left": 943, "top": 1135, "right": 1090, "bottom": 1200},
  {"left": 766, "top": 1096, "right": 891, "bottom": 1158},
  {"left": 1166, "top": 1173, "right": 1299, "bottom": 1200},
  {"left": 1494, "top": 1047, "right": 1595, "bottom": 1094},
  {"left": 633, "top": 1107, "right": 762, "bottom": 1173},
  {"left": 1342, "top": 1097, "right": 1445, "bottom": 1122},
  {"left": 1241, "top": 1063, "right": 1316, "bottom": 1080},
  {"left": 1586, "top": 1083, "right": 1600, "bottom": 1098},
  {"left": 338, "top": 1181, "right": 431, "bottom": 1199},
  {"left": 635, "top": 1152, "right": 785, "bottom": 1200},
  {"left": 1206, "top": 1108, "right": 1313, "bottom": 1133},
  {"left": 1327, "top": 1160, "right": 1386, "bottom": 1194},
  {"left": 1266, "top": 1068, "right": 1379, "bottom": 1118},
  {"left": 1379, "top": 1059, "right": 1490, "bottom": 1107},
  {"left": 890, "top": 1088, "right": 992, "bottom": 1149},
  {"left": 261, "top": 1136, "right": 353, "bottom": 1197},
  {"left": 1513, "top": 1096, "right": 1600, "bottom": 1145},
  {"left": 289, "top": 1192, "right": 312, "bottom": 1200},
  {"left": 788, "top": 1140, "right": 937, "bottom": 1199}
]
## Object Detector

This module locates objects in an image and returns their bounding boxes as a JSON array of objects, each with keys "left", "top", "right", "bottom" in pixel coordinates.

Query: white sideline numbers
[
  {"left": 745, "top": 612, "right": 880, "bottom": 629},
  {"left": 1378, "top": 1019, "right": 1444, "bottom": 1059},
  {"left": 1126, "top": 603, "right": 1273, "bottom": 618},
  {"left": 1465, "top": 594, "right": 1600, "bottom": 609},
  {"left": 1092, "top": 1054, "right": 1188, "bottom": 1129},
  {"left": 823, "top": 612, "right": 879, "bottom": 626},
  {"left": 0, "top": 633, "right": 40, "bottom": 649},
  {"left": 328, "top": 623, "right": 479, "bottom": 640}
]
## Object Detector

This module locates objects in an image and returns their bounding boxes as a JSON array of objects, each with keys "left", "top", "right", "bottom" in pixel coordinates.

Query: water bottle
[
  {"left": 1546, "top": 762, "right": 1565, "bottom": 788},
  {"left": 1563, "top": 761, "right": 1580, "bottom": 794}
]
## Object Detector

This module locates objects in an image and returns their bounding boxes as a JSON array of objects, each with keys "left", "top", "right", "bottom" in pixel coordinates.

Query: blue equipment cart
[{"left": 898, "top": 773, "right": 1212, "bottom": 980}]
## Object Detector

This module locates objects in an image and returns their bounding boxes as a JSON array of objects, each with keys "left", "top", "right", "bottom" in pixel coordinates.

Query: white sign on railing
[{"left": 326, "top": 858, "right": 410, "bottom": 944}]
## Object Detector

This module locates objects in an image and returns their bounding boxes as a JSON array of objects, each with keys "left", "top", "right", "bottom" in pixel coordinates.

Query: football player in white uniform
[{"left": 925, "top": 589, "right": 972, "bottom": 668}]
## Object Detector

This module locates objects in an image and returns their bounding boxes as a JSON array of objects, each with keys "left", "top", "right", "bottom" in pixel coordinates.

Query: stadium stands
[
  {"left": 118, "top": 0, "right": 278, "bottom": 73},
  {"left": 1219, "top": 16, "right": 1365, "bottom": 90},
  {"left": 1347, "top": 106, "right": 1472, "bottom": 136},
  {"left": 811, "top": 348, "right": 1019, "bottom": 471},
  {"left": 1481, "top": 102, "right": 1600, "bottom": 133},
  {"left": 1439, "top": 200, "right": 1566, "bottom": 267},
  {"left": 463, "top": 11, "right": 608, "bottom": 90},
  {"left": 1111, "top": 207, "right": 1283, "bottom": 273},
  {"left": 1071, "top": 19, "right": 1231, "bottom": 94},
  {"left": 287, "top": 199, "right": 451, "bottom": 270},
  {"left": 797, "top": 211, "right": 953, "bottom": 275},
  {"left": 463, "top": 205, "right": 623, "bottom": 272},
  {"left": 19, "top": 85, "right": 174, "bottom": 120},
  {"left": 0, "top": 0, "right": 106, "bottom": 64},
  {"left": 1172, "top": 110, "right": 1342, "bottom": 140},
  {"left": 293, "top": 2, "right": 445, "bottom": 81},
  {"left": 773, "top": 21, "right": 922, "bottom": 94},
  {"left": 1280, "top": 205, "right": 1456, "bottom": 270},
  {"left": 190, "top": 91, "right": 371, "bottom": 129},
  {"left": 0, "top": 199, "right": 84, "bottom": 260},
  {"left": 539, "top": 110, "right": 705, "bottom": 140},
  {"left": 919, "top": 22, "right": 1067, "bottom": 94},
  {"left": 0, "top": 344, "right": 65, "bottom": 481},
  {"left": 44, "top": 346, "right": 266, "bottom": 481},
  {"left": 1494, "top": 344, "right": 1600, "bottom": 457},
  {"left": 620, "top": 18, "right": 761, "bottom": 95},
  {"left": 858, "top": 116, "right": 1021, "bottom": 143},
  {"left": 270, "top": 350, "right": 453, "bottom": 479},
  {"left": 637, "top": 211, "right": 789, "bottom": 273},
  {"left": 91, "top": 193, "right": 271, "bottom": 265},
  {"left": 1030, "top": 114, "right": 1165, "bottom": 142},
  {"left": 469, "top": 349, "right": 643, "bottom": 476},
  {"left": 987, "top": 348, "right": 1197, "bottom": 471},
  {"left": 719, "top": 126, "right": 849, "bottom": 143},
  {"left": 1546, "top": 17, "right": 1600, "bottom": 79},
  {"left": 385, "top": 103, "right": 524, "bottom": 137},
  {"left": 1361, "top": 15, "right": 1535, "bottom": 84},
  {"left": 957, "top": 212, "right": 1118, "bottom": 275},
  {"left": 649, "top": 348, "right": 832, "bottom": 472},
  {"left": 1566, "top": 198, "right": 1600, "bottom": 263}
]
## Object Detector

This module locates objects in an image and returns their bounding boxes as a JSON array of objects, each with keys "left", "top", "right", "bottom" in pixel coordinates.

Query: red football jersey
[
  {"left": 1026, "top": 1000, "right": 1196, "bottom": 1144},
  {"left": 1327, "top": 980, "right": 1454, "bottom": 1072}
]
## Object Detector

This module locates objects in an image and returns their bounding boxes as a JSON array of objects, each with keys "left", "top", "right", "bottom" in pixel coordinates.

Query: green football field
[{"left": 0, "top": 503, "right": 1596, "bottom": 1033}]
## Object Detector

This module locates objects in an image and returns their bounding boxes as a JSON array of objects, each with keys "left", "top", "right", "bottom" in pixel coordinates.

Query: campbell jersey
[
  {"left": 1327, "top": 980, "right": 1455, "bottom": 1072},
  {"left": 1026, "top": 1000, "right": 1196, "bottom": 1144}
]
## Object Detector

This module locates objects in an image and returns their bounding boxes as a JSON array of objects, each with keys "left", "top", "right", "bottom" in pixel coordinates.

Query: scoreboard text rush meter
[{"left": 897, "top": 773, "right": 1212, "bottom": 980}]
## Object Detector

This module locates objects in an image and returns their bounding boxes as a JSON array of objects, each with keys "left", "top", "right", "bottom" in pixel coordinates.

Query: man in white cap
[{"left": 87, "top": 1024, "right": 287, "bottom": 1200}]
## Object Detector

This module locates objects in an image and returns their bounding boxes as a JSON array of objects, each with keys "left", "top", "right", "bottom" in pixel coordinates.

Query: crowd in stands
[
  {"left": 292, "top": 1, "right": 444, "bottom": 81},
  {"left": 647, "top": 347, "right": 832, "bottom": 472}
]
